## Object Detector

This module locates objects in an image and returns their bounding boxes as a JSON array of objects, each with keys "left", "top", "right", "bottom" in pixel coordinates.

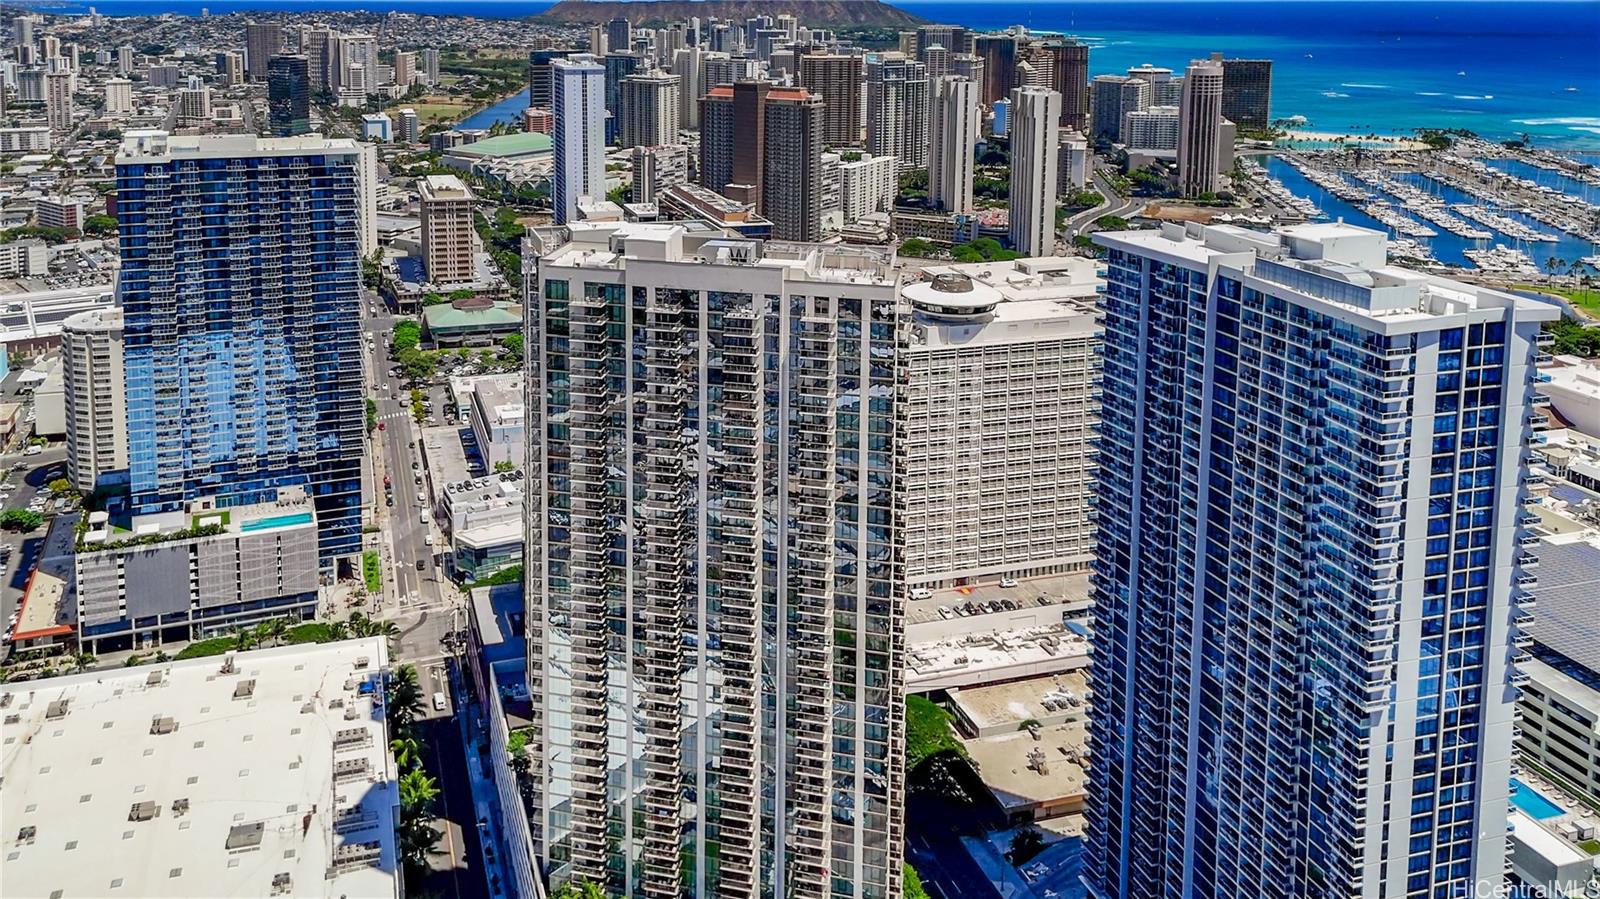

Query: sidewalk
[{"left": 454, "top": 664, "right": 515, "bottom": 898}]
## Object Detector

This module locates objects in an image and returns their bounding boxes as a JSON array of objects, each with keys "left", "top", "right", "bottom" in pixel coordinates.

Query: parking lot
[{"left": 1, "top": 445, "right": 71, "bottom": 640}]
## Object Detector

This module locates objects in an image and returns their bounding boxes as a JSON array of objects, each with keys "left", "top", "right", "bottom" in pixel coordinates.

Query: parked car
[
  {"left": 937, "top": 606, "right": 953, "bottom": 620},
  {"left": 999, "top": 575, "right": 1018, "bottom": 588},
  {"left": 909, "top": 587, "right": 933, "bottom": 600}
]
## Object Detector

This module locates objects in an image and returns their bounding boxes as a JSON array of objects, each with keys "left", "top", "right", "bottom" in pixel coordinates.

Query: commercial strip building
[
  {"left": 523, "top": 222, "right": 907, "bottom": 899},
  {"left": 1086, "top": 221, "right": 1557, "bottom": 899},
  {"left": 0, "top": 638, "right": 400, "bottom": 899}
]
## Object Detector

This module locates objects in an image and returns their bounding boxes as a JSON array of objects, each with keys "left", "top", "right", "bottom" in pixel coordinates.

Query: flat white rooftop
[
  {"left": 0, "top": 639, "right": 399, "bottom": 899},
  {"left": 118, "top": 130, "right": 362, "bottom": 162}
]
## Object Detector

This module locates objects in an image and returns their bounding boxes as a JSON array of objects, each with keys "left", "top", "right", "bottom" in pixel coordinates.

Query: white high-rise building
[
  {"left": 1122, "top": 105, "right": 1181, "bottom": 151},
  {"left": 1178, "top": 57, "right": 1225, "bottom": 198},
  {"left": 177, "top": 84, "right": 212, "bottom": 125},
  {"left": 866, "top": 53, "right": 928, "bottom": 173},
  {"left": 103, "top": 77, "right": 133, "bottom": 116},
  {"left": 618, "top": 70, "right": 680, "bottom": 149},
  {"left": 551, "top": 54, "right": 606, "bottom": 225},
  {"left": 900, "top": 257, "right": 1102, "bottom": 586},
  {"left": 838, "top": 152, "right": 898, "bottom": 225},
  {"left": 61, "top": 308, "right": 127, "bottom": 492},
  {"left": 420, "top": 48, "right": 439, "bottom": 85},
  {"left": 671, "top": 46, "right": 706, "bottom": 130},
  {"left": 1057, "top": 127, "right": 1089, "bottom": 191},
  {"left": 116, "top": 44, "right": 134, "bottom": 74},
  {"left": 928, "top": 75, "right": 979, "bottom": 214},
  {"left": 1007, "top": 86, "right": 1062, "bottom": 257},
  {"left": 337, "top": 33, "right": 378, "bottom": 94},
  {"left": 521, "top": 221, "right": 907, "bottom": 899}
]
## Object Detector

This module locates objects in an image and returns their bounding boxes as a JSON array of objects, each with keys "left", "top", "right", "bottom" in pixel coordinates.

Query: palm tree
[
  {"left": 388, "top": 664, "right": 424, "bottom": 734},
  {"left": 232, "top": 627, "right": 257, "bottom": 652},
  {"left": 391, "top": 735, "right": 424, "bottom": 771},
  {"left": 1545, "top": 256, "right": 1565, "bottom": 284},
  {"left": 329, "top": 620, "right": 350, "bottom": 641},
  {"left": 258, "top": 617, "right": 290, "bottom": 648},
  {"left": 551, "top": 880, "right": 607, "bottom": 899},
  {"left": 72, "top": 652, "right": 96, "bottom": 673},
  {"left": 400, "top": 767, "right": 441, "bottom": 817}
]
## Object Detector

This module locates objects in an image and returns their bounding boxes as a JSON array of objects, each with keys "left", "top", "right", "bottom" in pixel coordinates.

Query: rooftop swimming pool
[
  {"left": 1510, "top": 777, "right": 1565, "bottom": 821},
  {"left": 239, "top": 511, "right": 314, "bottom": 533}
]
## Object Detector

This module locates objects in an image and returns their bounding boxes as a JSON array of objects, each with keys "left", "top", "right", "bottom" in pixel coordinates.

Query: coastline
[{"left": 1277, "top": 130, "right": 1432, "bottom": 152}]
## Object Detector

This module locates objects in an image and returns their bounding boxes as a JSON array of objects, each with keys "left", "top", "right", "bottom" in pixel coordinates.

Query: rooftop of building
[
  {"left": 960, "top": 718, "right": 1088, "bottom": 815},
  {"left": 441, "top": 131, "right": 552, "bottom": 160},
  {"left": 530, "top": 221, "right": 900, "bottom": 287},
  {"left": 1523, "top": 654, "right": 1600, "bottom": 715},
  {"left": 0, "top": 638, "right": 399, "bottom": 899},
  {"left": 421, "top": 299, "right": 521, "bottom": 332},
  {"left": 117, "top": 129, "right": 361, "bottom": 161},
  {"left": 471, "top": 378, "right": 524, "bottom": 425},
  {"left": 79, "top": 485, "right": 317, "bottom": 551},
  {"left": 903, "top": 257, "right": 1102, "bottom": 345},
  {"left": 1095, "top": 221, "right": 1561, "bottom": 332},
  {"left": 61, "top": 305, "right": 123, "bottom": 333},
  {"left": 949, "top": 670, "right": 1092, "bottom": 736},
  {"left": 1526, "top": 538, "right": 1600, "bottom": 673},
  {"left": 418, "top": 173, "right": 472, "bottom": 202}
]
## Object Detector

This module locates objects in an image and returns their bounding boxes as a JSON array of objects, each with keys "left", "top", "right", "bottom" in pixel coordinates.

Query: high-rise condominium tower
[
  {"left": 797, "top": 52, "right": 864, "bottom": 147},
  {"left": 267, "top": 54, "right": 310, "bottom": 136},
  {"left": 1216, "top": 53, "right": 1273, "bottom": 130},
  {"left": 1007, "top": 86, "right": 1062, "bottom": 257},
  {"left": 522, "top": 222, "right": 907, "bottom": 899},
  {"left": 244, "top": 21, "right": 282, "bottom": 80},
  {"left": 529, "top": 48, "right": 576, "bottom": 112},
  {"left": 114, "top": 131, "right": 367, "bottom": 568},
  {"left": 551, "top": 54, "right": 606, "bottom": 224},
  {"left": 1045, "top": 39, "right": 1090, "bottom": 133},
  {"left": 618, "top": 70, "right": 680, "bottom": 149},
  {"left": 700, "top": 83, "right": 824, "bottom": 241},
  {"left": 1178, "top": 58, "right": 1225, "bottom": 198},
  {"left": 418, "top": 174, "right": 477, "bottom": 284},
  {"left": 61, "top": 307, "right": 127, "bottom": 493},
  {"left": 1086, "top": 220, "right": 1556, "bottom": 899},
  {"left": 866, "top": 53, "right": 928, "bottom": 173},
  {"left": 928, "top": 75, "right": 979, "bottom": 214}
]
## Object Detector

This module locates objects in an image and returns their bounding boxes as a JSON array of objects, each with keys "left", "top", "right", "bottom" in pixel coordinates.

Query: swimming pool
[
  {"left": 1510, "top": 778, "right": 1565, "bottom": 820},
  {"left": 239, "top": 511, "right": 314, "bottom": 533}
]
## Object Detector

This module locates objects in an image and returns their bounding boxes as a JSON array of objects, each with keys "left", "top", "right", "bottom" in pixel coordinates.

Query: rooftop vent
[
  {"left": 220, "top": 655, "right": 236, "bottom": 676},
  {"left": 353, "top": 656, "right": 370, "bottom": 669},
  {"left": 44, "top": 700, "right": 69, "bottom": 720},
  {"left": 226, "top": 822, "right": 264, "bottom": 851},
  {"left": 331, "top": 841, "right": 383, "bottom": 870},
  {"left": 171, "top": 798, "right": 190, "bottom": 817},
  {"left": 271, "top": 873, "right": 293, "bottom": 895},
  {"left": 232, "top": 679, "right": 256, "bottom": 701},
  {"left": 146, "top": 670, "right": 164, "bottom": 686},
  {"left": 128, "top": 801, "right": 158, "bottom": 822},
  {"left": 150, "top": 716, "right": 177, "bottom": 735},
  {"left": 928, "top": 272, "right": 975, "bottom": 294},
  {"left": 17, "top": 825, "right": 36, "bottom": 844}
]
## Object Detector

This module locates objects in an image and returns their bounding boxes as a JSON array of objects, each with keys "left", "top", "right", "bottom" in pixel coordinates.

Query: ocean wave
[
  {"left": 1513, "top": 117, "right": 1600, "bottom": 127},
  {"left": 1340, "top": 83, "right": 1390, "bottom": 89},
  {"left": 1453, "top": 95, "right": 1494, "bottom": 101},
  {"left": 1322, "top": 91, "right": 1351, "bottom": 99},
  {"left": 1415, "top": 91, "right": 1444, "bottom": 97},
  {"left": 1570, "top": 127, "right": 1600, "bottom": 136}
]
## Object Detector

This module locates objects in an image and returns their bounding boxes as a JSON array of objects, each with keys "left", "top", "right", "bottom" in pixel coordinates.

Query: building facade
[
  {"left": 928, "top": 76, "right": 979, "bottom": 215},
  {"left": 267, "top": 55, "right": 311, "bottom": 136},
  {"left": 1122, "top": 105, "right": 1181, "bottom": 152},
  {"left": 114, "top": 131, "right": 366, "bottom": 570},
  {"left": 865, "top": 54, "right": 929, "bottom": 173},
  {"left": 61, "top": 307, "right": 127, "bottom": 492},
  {"left": 551, "top": 55, "right": 606, "bottom": 225},
  {"left": 1008, "top": 87, "right": 1062, "bottom": 257},
  {"left": 618, "top": 70, "right": 680, "bottom": 149},
  {"left": 900, "top": 258, "right": 1101, "bottom": 586},
  {"left": 244, "top": 21, "right": 283, "bottom": 80},
  {"left": 419, "top": 174, "right": 477, "bottom": 284},
  {"left": 631, "top": 144, "right": 690, "bottom": 205},
  {"left": 797, "top": 52, "right": 864, "bottom": 147},
  {"left": 1090, "top": 74, "right": 1149, "bottom": 144},
  {"left": 1177, "top": 58, "right": 1225, "bottom": 198},
  {"left": 522, "top": 222, "right": 907, "bottom": 899},
  {"left": 1085, "top": 221, "right": 1556, "bottom": 899},
  {"left": 1217, "top": 55, "right": 1273, "bottom": 131}
]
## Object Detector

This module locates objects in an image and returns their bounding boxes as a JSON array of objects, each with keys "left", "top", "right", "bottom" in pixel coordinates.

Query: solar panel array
[{"left": 1527, "top": 540, "right": 1600, "bottom": 674}]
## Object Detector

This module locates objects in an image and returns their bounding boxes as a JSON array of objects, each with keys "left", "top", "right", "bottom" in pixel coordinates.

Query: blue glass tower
[
  {"left": 1086, "top": 222, "right": 1555, "bottom": 899},
  {"left": 114, "top": 131, "right": 366, "bottom": 570}
]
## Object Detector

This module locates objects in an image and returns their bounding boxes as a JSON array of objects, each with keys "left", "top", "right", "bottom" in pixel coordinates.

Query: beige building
[
  {"left": 1518, "top": 655, "right": 1600, "bottom": 801},
  {"left": 44, "top": 69, "right": 73, "bottom": 132},
  {"left": 103, "top": 76, "right": 133, "bottom": 115},
  {"left": 418, "top": 173, "right": 477, "bottom": 284},
  {"left": 61, "top": 307, "right": 127, "bottom": 491}
]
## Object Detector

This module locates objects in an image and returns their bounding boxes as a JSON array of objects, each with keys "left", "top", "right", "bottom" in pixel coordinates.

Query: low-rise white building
[
  {"left": 1540, "top": 355, "right": 1600, "bottom": 439},
  {"left": 0, "top": 638, "right": 401, "bottom": 899},
  {"left": 839, "top": 152, "right": 898, "bottom": 227},
  {"left": 469, "top": 375, "right": 524, "bottom": 470}
]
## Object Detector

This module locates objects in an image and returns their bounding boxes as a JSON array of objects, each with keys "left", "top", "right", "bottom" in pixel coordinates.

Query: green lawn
[
  {"left": 386, "top": 97, "right": 474, "bottom": 125},
  {"left": 172, "top": 636, "right": 235, "bottom": 660},
  {"left": 1514, "top": 283, "right": 1600, "bottom": 315},
  {"left": 363, "top": 550, "right": 382, "bottom": 594},
  {"left": 1581, "top": 839, "right": 1600, "bottom": 856}
]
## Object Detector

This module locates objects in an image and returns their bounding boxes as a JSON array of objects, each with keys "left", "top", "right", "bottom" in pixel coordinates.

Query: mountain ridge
[{"left": 532, "top": 0, "right": 929, "bottom": 28}]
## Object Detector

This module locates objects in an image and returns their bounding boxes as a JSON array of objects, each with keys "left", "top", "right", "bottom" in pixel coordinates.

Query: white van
[
  {"left": 419, "top": 510, "right": 430, "bottom": 525},
  {"left": 432, "top": 691, "right": 447, "bottom": 711}
]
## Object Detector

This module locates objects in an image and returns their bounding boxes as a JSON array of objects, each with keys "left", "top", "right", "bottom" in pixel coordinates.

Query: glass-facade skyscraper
[
  {"left": 114, "top": 131, "right": 367, "bottom": 570},
  {"left": 1086, "top": 222, "right": 1555, "bottom": 899},
  {"left": 522, "top": 223, "right": 906, "bottom": 899}
]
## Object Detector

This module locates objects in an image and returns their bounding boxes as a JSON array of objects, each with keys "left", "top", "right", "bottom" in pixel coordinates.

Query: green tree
[
  {"left": 391, "top": 734, "right": 424, "bottom": 771},
  {"left": 904, "top": 863, "right": 932, "bottom": 899},
  {"left": 82, "top": 214, "right": 118, "bottom": 235},
  {"left": 392, "top": 320, "right": 422, "bottom": 354},
  {"left": 500, "top": 332, "right": 524, "bottom": 360},
  {"left": 389, "top": 663, "right": 425, "bottom": 734},
  {"left": 1, "top": 509, "right": 43, "bottom": 531},
  {"left": 366, "top": 397, "right": 379, "bottom": 433},
  {"left": 899, "top": 238, "right": 940, "bottom": 258},
  {"left": 494, "top": 460, "right": 515, "bottom": 473},
  {"left": 47, "top": 477, "right": 72, "bottom": 496},
  {"left": 1007, "top": 825, "right": 1047, "bottom": 866},
  {"left": 551, "top": 881, "right": 608, "bottom": 899}
]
